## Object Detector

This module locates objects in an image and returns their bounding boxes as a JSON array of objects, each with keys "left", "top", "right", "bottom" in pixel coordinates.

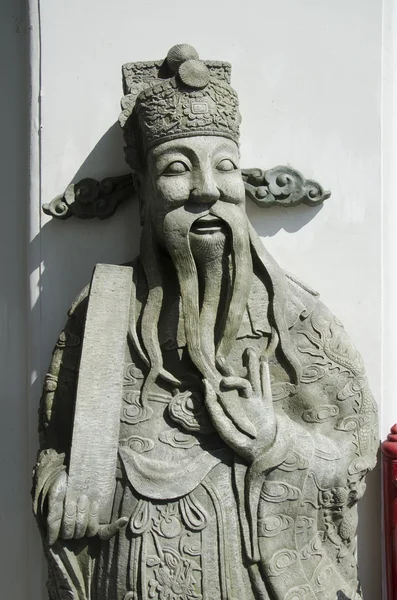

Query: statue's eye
[
  {"left": 216, "top": 159, "right": 237, "bottom": 172},
  {"left": 163, "top": 161, "right": 190, "bottom": 175}
]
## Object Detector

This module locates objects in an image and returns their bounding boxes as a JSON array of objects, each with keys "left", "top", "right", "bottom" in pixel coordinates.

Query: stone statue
[{"left": 32, "top": 44, "right": 378, "bottom": 600}]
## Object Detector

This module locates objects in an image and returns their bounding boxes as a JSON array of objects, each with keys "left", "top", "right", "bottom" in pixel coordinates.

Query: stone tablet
[{"left": 65, "top": 263, "right": 132, "bottom": 524}]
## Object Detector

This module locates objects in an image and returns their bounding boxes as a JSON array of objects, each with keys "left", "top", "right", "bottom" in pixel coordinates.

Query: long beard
[
  {"left": 134, "top": 204, "right": 301, "bottom": 412},
  {"left": 162, "top": 202, "right": 253, "bottom": 386}
]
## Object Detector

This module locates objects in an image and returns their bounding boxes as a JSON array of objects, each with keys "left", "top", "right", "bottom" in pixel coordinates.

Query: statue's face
[
  {"left": 138, "top": 135, "right": 253, "bottom": 370},
  {"left": 139, "top": 136, "right": 246, "bottom": 248}
]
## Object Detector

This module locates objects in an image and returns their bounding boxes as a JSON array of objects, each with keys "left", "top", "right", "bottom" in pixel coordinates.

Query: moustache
[{"left": 161, "top": 201, "right": 244, "bottom": 241}]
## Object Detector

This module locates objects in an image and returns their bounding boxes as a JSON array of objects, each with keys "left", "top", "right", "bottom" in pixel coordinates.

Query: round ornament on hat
[
  {"left": 178, "top": 59, "right": 210, "bottom": 89},
  {"left": 166, "top": 44, "right": 199, "bottom": 74}
]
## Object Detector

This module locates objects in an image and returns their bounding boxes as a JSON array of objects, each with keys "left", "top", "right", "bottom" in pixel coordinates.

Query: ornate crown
[{"left": 119, "top": 44, "right": 241, "bottom": 167}]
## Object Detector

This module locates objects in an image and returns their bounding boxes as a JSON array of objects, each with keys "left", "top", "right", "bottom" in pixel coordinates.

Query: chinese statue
[{"left": 32, "top": 44, "right": 378, "bottom": 600}]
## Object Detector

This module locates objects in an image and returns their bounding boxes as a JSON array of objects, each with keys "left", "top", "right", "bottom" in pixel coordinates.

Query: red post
[{"left": 382, "top": 424, "right": 397, "bottom": 600}]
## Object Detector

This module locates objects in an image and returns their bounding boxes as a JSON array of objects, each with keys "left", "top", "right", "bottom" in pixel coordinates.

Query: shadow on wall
[
  {"left": 28, "top": 123, "right": 141, "bottom": 458},
  {"left": 31, "top": 121, "right": 140, "bottom": 311},
  {"left": 70, "top": 122, "right": 128, "bottom": 183},
  {"left": 246, "top": 201, "right": 323, "bottom": 238}
]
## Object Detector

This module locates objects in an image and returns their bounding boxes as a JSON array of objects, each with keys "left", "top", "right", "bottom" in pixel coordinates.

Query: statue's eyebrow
[{"left": 212, "top": 143, "right": 240, "bottom": 158}]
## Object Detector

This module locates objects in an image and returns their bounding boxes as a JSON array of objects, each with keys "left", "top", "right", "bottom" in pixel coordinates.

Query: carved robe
[{"left": 33, "top": 248, "right": 378, "bottom": 600}]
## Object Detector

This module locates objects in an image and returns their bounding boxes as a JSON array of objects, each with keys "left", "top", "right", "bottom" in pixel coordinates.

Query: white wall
[
  {"left": 2, "top": 0, "right": 386, "bottom": 598},
  {"left": 381, "top": 0, "right": 397, "bottom": 445}
]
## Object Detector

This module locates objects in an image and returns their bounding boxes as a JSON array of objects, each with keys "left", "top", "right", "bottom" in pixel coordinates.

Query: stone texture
[
  {"left": 32, "top": 44, "right": 378, "bottom": 600},
  {"left": 65, "top": 264, "right": 133, "bottom": 524}
]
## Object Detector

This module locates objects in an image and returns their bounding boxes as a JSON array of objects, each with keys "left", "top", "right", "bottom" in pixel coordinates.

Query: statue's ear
[{"left": 132, "top": 171, "right": 145, "bottom": 226}]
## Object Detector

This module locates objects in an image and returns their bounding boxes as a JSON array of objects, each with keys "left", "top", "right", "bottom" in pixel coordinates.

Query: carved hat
[{"left": 119, "top": 44, "right": 241, "bottom": 167}]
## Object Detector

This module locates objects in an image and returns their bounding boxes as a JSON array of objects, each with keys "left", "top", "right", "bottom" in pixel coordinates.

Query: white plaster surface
[
  {"left": 0, "top": 0, "right": 388, "bottom": 597},
  {"left": 382, "top": 0, "right": 397, "bottom": 446}
]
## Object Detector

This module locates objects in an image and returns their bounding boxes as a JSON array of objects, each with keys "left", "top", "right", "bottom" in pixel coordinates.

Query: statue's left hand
[{"left": 203, "top": 347, "right": 277, "bottom": 463}]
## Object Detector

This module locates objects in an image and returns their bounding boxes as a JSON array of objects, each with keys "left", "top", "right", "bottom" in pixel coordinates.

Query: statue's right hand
[
  {"left": 46, "top": 471, "right": 98, "bottom": 545},
  {"left": 46, "top": 471, "right": 128, "bottom": 545}
]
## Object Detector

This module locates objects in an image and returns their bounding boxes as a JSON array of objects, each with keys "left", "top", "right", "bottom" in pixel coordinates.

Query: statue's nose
[{"left": 190, "top": 172, "right": 220, "bottom": 204}]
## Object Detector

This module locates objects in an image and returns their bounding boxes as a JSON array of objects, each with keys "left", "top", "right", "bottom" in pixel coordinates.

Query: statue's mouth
[{"left": 190, "top": 214, "right": 223, "bottom": 234}]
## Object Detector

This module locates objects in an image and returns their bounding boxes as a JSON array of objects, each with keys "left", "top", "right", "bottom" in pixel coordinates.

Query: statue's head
[
  {"left": 119, "top": 44, "right": 247, "bottom": 255},
  {"left": 119, "top": 44, "right": 241, "bottom": 168},
  {"left": 120, "top": 45, "right": 255, "bottom": 382}
]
